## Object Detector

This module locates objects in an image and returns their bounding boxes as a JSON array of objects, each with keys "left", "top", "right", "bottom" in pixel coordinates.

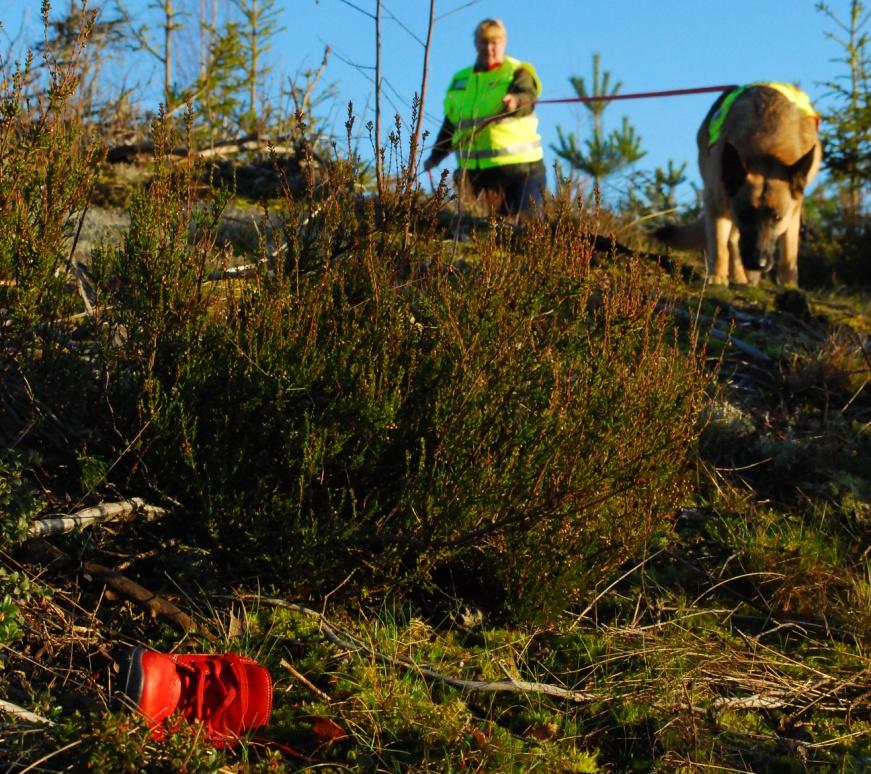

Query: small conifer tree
[
  {"left": 551, "top": 53, "right": 645, "bottom": 192},
  {"left": 817, "top": 0, "right": 870, "bottom": 217}
]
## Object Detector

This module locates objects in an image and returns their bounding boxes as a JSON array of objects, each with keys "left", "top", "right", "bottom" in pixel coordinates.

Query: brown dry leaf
[
  {"left": 227, "top": 606, "right": 244, "bottom": 640},
  {"left": 525, "top": 722, "right": 559, "bottom": 741},
  {"left": 311, "top": 716, "right": 347, "bottom": 743}
]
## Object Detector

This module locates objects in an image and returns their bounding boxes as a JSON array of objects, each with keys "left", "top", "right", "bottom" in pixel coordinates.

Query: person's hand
[{"left": 502, "top": 94, "right": 520, "bottom": 113}]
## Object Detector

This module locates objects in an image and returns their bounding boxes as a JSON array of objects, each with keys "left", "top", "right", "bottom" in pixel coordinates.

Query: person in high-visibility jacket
[{"left": 423, "top": 18, "right": 546, "bottom": 220}]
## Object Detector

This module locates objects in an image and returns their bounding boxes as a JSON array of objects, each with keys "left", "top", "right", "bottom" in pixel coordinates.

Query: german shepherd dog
[{"left": 656, "top": 83, "right": 822, "bottom": 286}]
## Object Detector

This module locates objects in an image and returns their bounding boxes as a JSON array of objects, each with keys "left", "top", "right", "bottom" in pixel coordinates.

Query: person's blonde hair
[{"left": 474, "top": 18, "right": 506, "bottom": 44}]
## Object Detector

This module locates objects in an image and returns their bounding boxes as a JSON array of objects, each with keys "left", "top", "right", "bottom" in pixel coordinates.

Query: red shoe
[{"left": 120, "top": 647, "right": 273, "bottom": 746}]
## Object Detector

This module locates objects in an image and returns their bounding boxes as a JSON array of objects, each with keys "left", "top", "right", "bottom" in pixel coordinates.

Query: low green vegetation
[{"left": 1, "top": 3, "right": 869, "bottom": 772}]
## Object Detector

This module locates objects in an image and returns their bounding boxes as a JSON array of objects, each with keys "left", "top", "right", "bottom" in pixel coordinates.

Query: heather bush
[
  {"left": 0, "top": 36, "right": 708, "bottom": 620},
  {"left": 91, "top": 137, "right": 709, "bottom": 620},
  {"left": 0, "top": 50, "right": 104, "bottom": 330},
  {"left": 78, "top": 127, "right": 243, "bottom": 527},
  {"left": 0, "top": 21, "right": 110, "bottom": 502}
]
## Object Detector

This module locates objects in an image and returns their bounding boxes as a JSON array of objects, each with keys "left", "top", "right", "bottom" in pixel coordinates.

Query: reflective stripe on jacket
[{"left": 444, "top": 55, "right": 543, "bottom": 170}]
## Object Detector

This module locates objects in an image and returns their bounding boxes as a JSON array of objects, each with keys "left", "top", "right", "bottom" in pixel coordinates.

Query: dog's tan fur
[{"left": 656, "top": 85, "right": 822, "bottom": 286}]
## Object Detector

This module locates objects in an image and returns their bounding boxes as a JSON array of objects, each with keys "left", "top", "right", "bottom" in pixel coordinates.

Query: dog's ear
[
  {"left": 721, "top": 142, "right": 748, "bottom": 195},
  {"left": 788, "top": 145, "right": 817, "bottom": 197}
]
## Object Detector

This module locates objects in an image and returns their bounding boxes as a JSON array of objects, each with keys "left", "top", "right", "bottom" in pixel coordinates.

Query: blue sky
[{"left": 1, "top": 0, "right": 855, "bottom": 202}]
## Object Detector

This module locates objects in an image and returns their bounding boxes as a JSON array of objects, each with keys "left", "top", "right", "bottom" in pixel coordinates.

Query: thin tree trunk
[
  {"left": 847, "top": 0, "right": 865, "bottom": 217},
  {"left": 250, "top": 0, "right": 259, "bottom": 134},
  {"left": 374, "top": 0, "right": 383, "bottom": 201},
  {"left": 409, "top": 0, "right": 436, "bottom": 184},
  {"left": 199, "top": 0, "right": 207, "bottom": 81},
  {"left": 164, "top": 0, "right": 174, "bottom": 106}
]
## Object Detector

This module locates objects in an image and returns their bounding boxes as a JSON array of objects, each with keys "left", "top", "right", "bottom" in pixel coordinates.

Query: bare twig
[
  {"left": 68, "top": 216, "right": 96, "bottom": 315},
  {"left": 672, "top": 306, "right": 774, "bottom": 365},
  {"left": 570, "top": 548, "right": 666, "bottom": 626},
  {"left": 280, "top": 658, "right": 333, "bottom": 703},
  {"left": 337, "top": 0, "right": 375, "bottom": 18},
  {"left": 239, "top": 595, "right": 598, "bottom": 703},
  {"left": 436, "top": 0, "right": 481, "bottom": 21},
  {"left": 290, "top": 46, "right": 331, "bottom": 118},
  {"left": 17, "top": 740, "right": 83, "bottom": 774},
  {"left": 689, "top": 571, "right": 785, "bottom": 608}
]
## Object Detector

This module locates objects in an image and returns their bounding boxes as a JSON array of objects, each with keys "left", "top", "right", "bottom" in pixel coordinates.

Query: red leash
[
  {"left": 535, "top": 84, "right": 735, "bottom": 105},
  {"left": 420, "top": 84, "right": 738, "bottom": 171}
]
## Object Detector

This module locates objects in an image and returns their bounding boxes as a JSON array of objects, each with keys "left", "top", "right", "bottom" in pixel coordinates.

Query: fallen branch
[
  {"left": 21, "top": 538, "right": 211, "bottom": 640},
  {"left": 0, "top": 698, "right": 54, "bottom": 725},
  {"left": 106, "top": 133, "right": 300, "bottom": 163},
  {"left": 27, "top": 498, "right": 168, "bottom": 539},
  {"left": 206, "top": 257, "right": 273, "bottom": 281},
  {"left": 711, "top": 693, "right": 792, "bottom": 710},
  {"left": 588, "top": 233, "right": 682, "bottom": 275},
  {"left": 81, "top": 561, "right": 203, "bottom": 638},
  {"left": 673, "top": 306, "right": 774, "bottom": 364},
  {"left": 239, "top": 596, "right": 598, "bottom": 704}
]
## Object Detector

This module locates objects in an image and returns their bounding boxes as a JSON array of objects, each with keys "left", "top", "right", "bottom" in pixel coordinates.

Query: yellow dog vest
[{"left": 708, "top": 82, "right": 819, "bottom": 146}]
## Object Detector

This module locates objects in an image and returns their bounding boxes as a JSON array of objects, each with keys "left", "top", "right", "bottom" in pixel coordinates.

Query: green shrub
[
  {"left": 0, "top": 20, "right": 109, "bottom": 497},
  {"left": 0, "top": 25, "right": 708, "bottom": 621},
  {"left": 0, "top": 453, "right": 46, "bottom": 645},
  {"left": 1, "top": 38, "right": 709, "bottom": 620},
  {"left": 0, "top": 48, "right": 104, "bottom": 329},
  {"left": 0, "top": 452, "right": 44, "bottom": 548},
  {"left": 92, "top": 137, "right": 709, "bottom": 620}
]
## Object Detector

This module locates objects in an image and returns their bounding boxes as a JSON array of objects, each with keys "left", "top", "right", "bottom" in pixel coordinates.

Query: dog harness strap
[{"left": 707, "top": 86, "right": 746, "bottom": 147}]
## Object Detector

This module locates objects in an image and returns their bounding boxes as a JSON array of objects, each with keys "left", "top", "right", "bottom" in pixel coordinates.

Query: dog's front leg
[
  {"left": 727, "top": 226, "right": 751, "bottom": 285},
  {"left": 706, "top": 215, "right": 733, "bottom": 285},
  {"left": 777, "top": 211, "right": 801, "bottom": 286}
]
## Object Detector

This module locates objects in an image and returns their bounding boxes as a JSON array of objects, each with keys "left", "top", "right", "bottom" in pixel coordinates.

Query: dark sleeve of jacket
[
  {"left": 507, "top": 66, "right": 539, "bottom": 117},
  {"left": 424, "top": 64, "right": 539, "bottom": 168},
  {"left": 425, "top": 117, "right": 456, "bottom": 169}
]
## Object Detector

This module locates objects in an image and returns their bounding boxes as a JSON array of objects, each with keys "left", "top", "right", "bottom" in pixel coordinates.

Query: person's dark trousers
[{"left": 466, "top": 160, "right": 547, "bottom": 218}]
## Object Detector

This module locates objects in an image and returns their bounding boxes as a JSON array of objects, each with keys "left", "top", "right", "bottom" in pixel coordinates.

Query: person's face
[{"left": 475, "top": 34, "right": 505, "bottom": 68}]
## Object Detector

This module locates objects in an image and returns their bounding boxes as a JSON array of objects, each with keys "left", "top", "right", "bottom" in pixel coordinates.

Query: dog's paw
[{"left": 744, "top": 270, "right": 761, "bottom": 287}]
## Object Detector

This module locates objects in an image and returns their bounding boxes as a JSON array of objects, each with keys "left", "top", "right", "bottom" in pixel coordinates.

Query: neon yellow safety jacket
[
  {"left": 444, "top": 56, "right": 543, "bottom": 170},
  {"left": 708, "top": 82, "right": 819, "bottom": 146}
]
